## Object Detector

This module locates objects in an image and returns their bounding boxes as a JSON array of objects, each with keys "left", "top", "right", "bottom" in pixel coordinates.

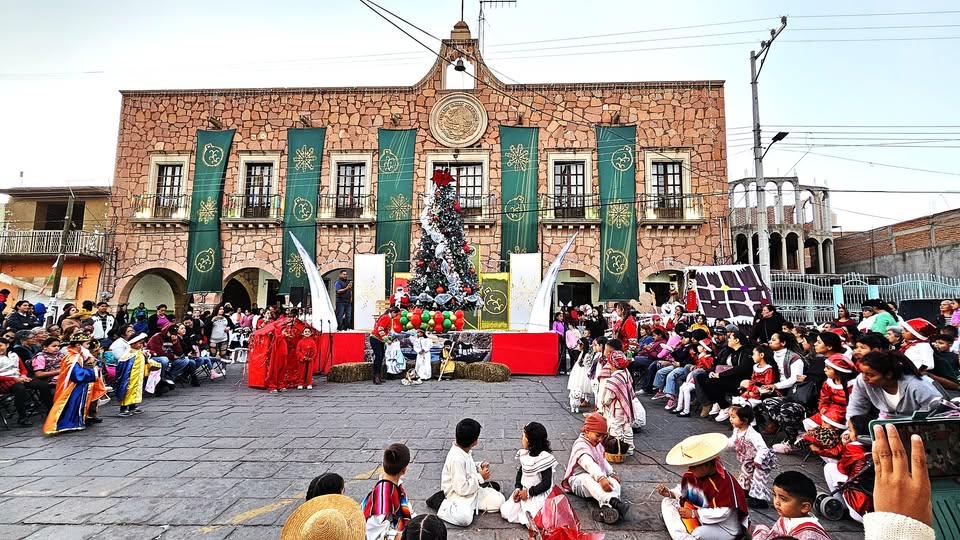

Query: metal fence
[{"left": 770, "top": 272, "right": 960, "bottom": 324}]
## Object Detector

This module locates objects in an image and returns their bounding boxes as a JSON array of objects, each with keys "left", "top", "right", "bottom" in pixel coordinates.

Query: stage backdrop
[
  {"left": 279, "top": 127, "right": 326, "bottom": 295},
  {"left": 479, "top": 272, "right": 509, "bottom": 330},
  {"left": 596, "top": 125, "right": 639, "bottom": 301},
  {"left": 499, "top": 126, "right": 539, "bottom": 267},
  {"left": 354, "top": 253, "right": 386, "bottom": 331},
  {"left": 186, "top": 129, "right": 236, "bottom": 293},
  {"left": 509, "top": 252, "right": 542, "bottom": 330},
  {"left": 693, "top": 264, "right": 772, "bottom": 324}
]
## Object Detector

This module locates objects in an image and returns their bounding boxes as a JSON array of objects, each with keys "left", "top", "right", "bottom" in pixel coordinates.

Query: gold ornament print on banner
[
  {"left": 481, "top": 286, "right": 508, "bottom": 315},
  {"left": 504, "top": 195, "right": 526, "bottom": 222},
  {"left": 611, "top": 145, "right": 634, "bottom": 172},
  {"left": 379, "top": 149, "right": 400, "bottom": 174},
  {"left": 505, "top": 144, "right": 531, "bottom": 172},
  {"left": 201, "top": 143, "right": 225, "bottom": 167},
  {"left": 292, "top": 197, "right": 314, "bottom": 222},
  {"left": 197, "top": 196, "right": 218, "bottom": 224},
  {"left": 286, "top": 252, "right": 305, "bottom": 278},
  {"left": 293, "top": 145, "right": 317, "bottom": 172},
  {"left": 386, "top": 193, "right": 412, "bottom": 220},
  {"left": 606, "top": 199, "right": 631, "bottom": 229},
  {"left": 604, "top": 248, "right": 628, "bottom": 277},
  {"left": 378, "top": 241, "right": 398, "bottom": 266},
  {"left": 194, "top": 248, "right": 216, "bottom": 273}
]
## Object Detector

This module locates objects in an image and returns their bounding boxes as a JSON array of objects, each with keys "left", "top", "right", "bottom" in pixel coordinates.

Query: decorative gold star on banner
[
  {"left": 606, "top": 199, "right": 631, "bottom": 229},
  {"left": 386, "top": 194, "right": 412, "bottom": 220},
  {"left": 506, "top": 143, "right": 531, "bottom": 172},
  {"left": 287, "top": 252, "right": 305, "bottom": 278},
  {"left": 293, "top": 145, "right": 317, "bottom": 172},
  {"left": 197, "top": 196, "right": 218, "bottom": 224}
]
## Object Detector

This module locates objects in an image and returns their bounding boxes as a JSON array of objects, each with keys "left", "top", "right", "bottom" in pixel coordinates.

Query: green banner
[
  {"left": 278, "top": 128, "right": 326, "bottom": 295},
  {"left": 186, "top": 129, "right": 236, "bottom": 294},
  {"left": 376, "top": 129, "right": 416, "bottom": 276},
  {"left": 596, "top": 126, "right": 639, "bottom": 301},
  {"left": 479, "top": 272, "right": 509, "bottom": 330},
  {"left": 499, "top": 126, "right": 539, "bottom": 267}
]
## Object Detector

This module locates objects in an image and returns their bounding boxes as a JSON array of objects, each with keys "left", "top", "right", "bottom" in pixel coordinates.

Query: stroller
[{"left": 815, "top": 438, "right": 874, "bottom": 522}]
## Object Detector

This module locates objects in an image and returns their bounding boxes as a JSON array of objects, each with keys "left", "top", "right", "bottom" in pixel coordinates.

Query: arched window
[{"left": 445, "top": 58, "right": 475, "bottom": 90}]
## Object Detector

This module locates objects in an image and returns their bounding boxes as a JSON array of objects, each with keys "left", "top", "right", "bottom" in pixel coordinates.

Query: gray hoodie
[{"left": 846, "top": 374, "right": 941, "bottom": 420}]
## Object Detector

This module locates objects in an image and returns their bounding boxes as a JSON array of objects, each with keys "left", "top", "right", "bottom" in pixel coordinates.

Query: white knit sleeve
[{"left": 863, "top": 512, "right": 934, "bottom": 540}]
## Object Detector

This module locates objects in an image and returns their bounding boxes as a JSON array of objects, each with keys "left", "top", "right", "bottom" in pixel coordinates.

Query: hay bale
[
  {"left": 326, "top": 362, "right": 373, "bottom": 383},
  {"left": 462, "top": 362, "right": 511, "bottom": 382},
  {"left": 430, "top": 360, "right": 466, "bottom": 379}
]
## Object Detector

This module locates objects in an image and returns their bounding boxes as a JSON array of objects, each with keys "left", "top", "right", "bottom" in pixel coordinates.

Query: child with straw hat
[
  {"left": 281, "top": 494, "right": 365, "bottom": 540},
  {"left": 656, "top": 433, "right": 749, "bottom": 540}
]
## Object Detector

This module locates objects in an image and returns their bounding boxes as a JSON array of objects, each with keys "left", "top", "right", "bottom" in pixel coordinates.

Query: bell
[{"left": 454, "top": 58, "right": 466, "bottom": 72}]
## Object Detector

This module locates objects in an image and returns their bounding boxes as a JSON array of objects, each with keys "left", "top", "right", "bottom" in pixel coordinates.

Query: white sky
[{"left": 1, "top": 0, "right": 958, "bottom": 231}]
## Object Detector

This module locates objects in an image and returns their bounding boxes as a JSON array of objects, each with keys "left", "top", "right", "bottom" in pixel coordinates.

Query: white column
[
  {"left": 781, "top": 237, "right": 789, "bottom": 272},
  {"left": 816, "top": 241, "right": 824, "bottom": 274}
]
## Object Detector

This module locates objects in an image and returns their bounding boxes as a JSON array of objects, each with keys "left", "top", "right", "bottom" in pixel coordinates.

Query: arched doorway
[
  {"left": 642, "top": 270, "right": 683, "bottom": 308},
  {"left": 554, "top": 270, "right": 598, "bottom": 309},
  {"left": 119, "top": 267, "right": 189, "bottom": 319},
  {"left": 223, "top": 268, "right": 280, "bottom": 311}
]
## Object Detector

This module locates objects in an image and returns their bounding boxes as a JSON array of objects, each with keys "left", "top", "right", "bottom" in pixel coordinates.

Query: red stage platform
[
  {"left": 490, "top": 332, "right": 559, "bottom": 376},
  {"left": 317, "top": 332, "right": 367, "bottom": 372}
]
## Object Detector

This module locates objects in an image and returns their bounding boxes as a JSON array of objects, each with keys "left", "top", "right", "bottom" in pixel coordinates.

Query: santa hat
[
  {"left": 830, "top": 328, "right": 848, "bottom": 341},
  {"left": 825, "top": 353, "right": 855, "bottom": 374},
  {"left": 901, "top": 318, "right": 937, "bottom": 341}
]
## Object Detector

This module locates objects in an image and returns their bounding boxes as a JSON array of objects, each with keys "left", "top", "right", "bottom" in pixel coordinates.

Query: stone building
[
  {"left": 729, "top": 176, "right": 836, "bottom": 274},
  {"left": 106, "top": 21, "right": 730, "bottom": 317},
  {"left": 0, "top": 185, "right": 110, "bottom": 315}
]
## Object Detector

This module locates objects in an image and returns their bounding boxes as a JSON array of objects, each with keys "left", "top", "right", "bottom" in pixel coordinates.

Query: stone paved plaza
[{"left": 0, "top": 374, "right": 864, "bottom": 539}]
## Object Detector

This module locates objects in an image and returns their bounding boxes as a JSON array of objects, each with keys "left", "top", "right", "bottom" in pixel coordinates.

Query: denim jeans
[
  {"left": 370, "top": 336, "right": 385, "bottom": 376},
  {"left": 664, "top": 365, "right": 692, "bottom": 396},
  {"left": 653, "top": 365, "right": 678, "bottom": 391},
  {"left": 153, "top": 356, "right": 196, "bottom": 380},
  {"left": 641, "top": 360, "right": 669, "bottom": 391},
  {"left": 336, "top": 302, "right": 352, "bottom": 331}
]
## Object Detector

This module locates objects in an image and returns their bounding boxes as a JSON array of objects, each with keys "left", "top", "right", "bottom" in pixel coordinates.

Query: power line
[
  {"left": 791, "top": 9, "right": 960, "bottom": 18},
  {"left": 773, "top": 148, "right": 960, "bottom": 177}
]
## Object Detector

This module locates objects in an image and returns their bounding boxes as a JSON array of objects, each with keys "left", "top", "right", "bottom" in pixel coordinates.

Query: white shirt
[
  {"left": 0, "top": 352, "right": 22, "bottom": 378},
  {"left": 902, "top": 341, "right": 934, "bottom": 371},
  {"left": 110, "top": 338, "right": 131, "bottom": 361},
  {"left": 883, "top": 388, "right": 901, "bottom": 411},
  {"left": 90, "top": 312, "right": 115, "bottom": 340}
]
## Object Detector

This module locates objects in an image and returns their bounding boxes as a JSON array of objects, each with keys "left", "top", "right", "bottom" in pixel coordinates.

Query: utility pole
[
  {"left": 752, "top": 16, "right": 787, "bottom": 287},
  {"left": 50, "top": 191, "right": 76, "bottom": 307}
]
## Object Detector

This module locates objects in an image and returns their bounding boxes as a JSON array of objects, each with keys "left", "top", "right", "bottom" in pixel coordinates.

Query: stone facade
[{"left": 109, "top": 22, "right": 728, "bottom": 312}]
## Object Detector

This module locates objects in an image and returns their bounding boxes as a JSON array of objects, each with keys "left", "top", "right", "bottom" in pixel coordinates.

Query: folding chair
[{"left": 0, "top": 393, "right": 15, "bottom": 430}]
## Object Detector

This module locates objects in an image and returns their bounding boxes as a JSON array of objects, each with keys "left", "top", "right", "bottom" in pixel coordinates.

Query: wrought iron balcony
[
  {"left": 316, "top": 194, "right": 376, "bottom": 223},
  {"left": 222, "top": 194, "right": 282, "bottom": 227},
  {"left": 0, "top": 229, "right": 107, "bottom": 258},
  {"left": 131, "top": 193, "right": 190, "bottom": 226},
  {"left": 415, "top": 193, "right": 497, "bottom": 226},
  {"left": 636, "top": 193, "right": 706, "bottom": 228},
  {"left": 538, "top": 194, "right": 601, "bottom": 223}
]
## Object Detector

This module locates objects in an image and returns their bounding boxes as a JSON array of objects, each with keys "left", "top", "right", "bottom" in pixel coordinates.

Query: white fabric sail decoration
[
  {"left": 525, "top": 233, "right": 579, "bottom": 332},
  {"left": 289, "top": 232, "right": 337, "bottom": 332}
]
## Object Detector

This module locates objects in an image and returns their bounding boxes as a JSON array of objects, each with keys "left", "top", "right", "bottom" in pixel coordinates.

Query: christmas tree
[{"left": 408, "top": 169, "right": 484, "bottom": 318}]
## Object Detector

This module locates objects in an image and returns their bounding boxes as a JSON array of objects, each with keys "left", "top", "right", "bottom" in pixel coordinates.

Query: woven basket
[{"left": 604, "top": 437, "right": 627, "bottom": 464}]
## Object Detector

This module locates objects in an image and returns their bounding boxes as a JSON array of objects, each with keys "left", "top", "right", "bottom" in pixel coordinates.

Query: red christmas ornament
[
  {"left": 454, "top": 310, "right": 465, "bottom": 319},
  {"left": 463, "top": 245, "right": 470, "bottom": 253},
  {"left": 462, "top": 286, "right": 471, "bottom": 294},
  {"left": 454, "top": 318, "right": 465, "bottom": 331},
  {"left": 433, "top": 312, "right": 444, "bottom": 323},
  {"left": 434, "top": 324, "right": 444, "bottom": 333},
  {"left": 416, "top": 259, "right": 425, "bottom": 266},
  {"left": 453, "top": 201, "right": 462, "bottom": 212},
  {"left": 436, "top": 286, "right": 445, "bottom": 294},
  {"left": 469, "top": 268, "right": 476, "bottom": 274}
]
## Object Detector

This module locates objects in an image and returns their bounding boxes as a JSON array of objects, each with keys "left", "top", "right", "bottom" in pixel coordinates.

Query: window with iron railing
[
  {"left": 553, "top": 161, "right": 586, "bottom": 218},
  {"left": 336, "top": 163, "right": 365, "bottom": 218},
  {"left": 433, "top": 162, "right": 483, "bottom": 216},
  {"left": 651, "top": 161, "right": 684, "bottom": 219},
  {"left": 155, "top": 163, "right": 184, "bottom": 218},
  {"left": 243, "top": 163, "right": 274, "bottom": 218}
]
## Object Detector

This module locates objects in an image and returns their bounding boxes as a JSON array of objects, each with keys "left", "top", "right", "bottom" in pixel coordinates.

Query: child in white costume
[
  {"left": 429, "top": 418, "right": 506, "bottom": 527},
  {"left": 500, "top": 422, "right": 557, "bottom": 526},
  {"left": 384, "top": 335, "right": 406, "bottom": 376},
  {"left": 411, "top": 328, "right": 433, "bottom": 382}
]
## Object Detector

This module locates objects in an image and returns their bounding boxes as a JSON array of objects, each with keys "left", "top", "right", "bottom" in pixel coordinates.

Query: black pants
[
  {"left": 3, "top": 379, "right": 52, "bottom": 418},
  {"left": 697, "top": 372, "right": 742, "bottom": 409},
  {"left": 370, "top": 337, "right": 385, "bottom": 376}
]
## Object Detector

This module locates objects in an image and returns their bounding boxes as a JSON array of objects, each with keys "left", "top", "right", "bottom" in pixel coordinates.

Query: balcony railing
[
  {"left": 317, "top": 194, "right": 376, "bottom": 221},
  {"left": 416, "top": 193, "right": 498, "bottom": 223},
  {"left": 222, "top": 194, "right": 282, "bottom": 222},
  {"left": 637, "top": 193, "right": 705, "bottom": 226},
  {"left": 0, "top": 229, "right": 107, "bottom": 258},
  {"left": 132, "top": 193, "right": 190, "bottom": 222},
  {"left": 538, "top": 194, "right": 601, "bottom": 221}
]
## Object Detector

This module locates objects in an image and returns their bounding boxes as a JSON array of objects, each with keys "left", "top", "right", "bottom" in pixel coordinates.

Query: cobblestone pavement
[{"left": 0, "top": 374, "right": 864, "bottom": 539}]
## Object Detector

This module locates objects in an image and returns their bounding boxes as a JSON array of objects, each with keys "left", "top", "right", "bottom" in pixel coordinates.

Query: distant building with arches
[{"left": 729, "top": 176, "right": 835, "bottom": 274}]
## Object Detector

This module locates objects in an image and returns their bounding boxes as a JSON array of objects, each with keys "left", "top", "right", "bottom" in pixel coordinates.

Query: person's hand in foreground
[{"left": 872, "top": 423, "right": 933, "bottom": 528}]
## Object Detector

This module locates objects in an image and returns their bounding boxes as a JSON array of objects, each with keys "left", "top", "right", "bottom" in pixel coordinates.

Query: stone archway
[
  {"left": 115, "top": 262, "right": 189, "bottom": 318},
  {"left": 223, "top": 265, "right": 280, "bottom": 310}
]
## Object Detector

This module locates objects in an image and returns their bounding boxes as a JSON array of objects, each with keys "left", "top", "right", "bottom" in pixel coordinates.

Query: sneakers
[
  {"left": 297, "top": 385, "right": 304, "bottom": 390},
  {"left": 306, "top": 385, "right": 313, "bottom": 390},
  {"left": 412, "top": 379, "right": 423, "bottom": 385},
  {"left": 269, "top": 389, "right": 279, "bottom": 394},
  {"left": 118, "top": 410, "right": 132, "bottom": 417},
  {"left": 677, "top": 411, "right": 691, "bottom": 418},
  {"left": 210, "top": 369, "right": 224, "bottom": 380},
  {"left": 132, "top": 408, "right": 143, "bottom": 415},
  {"left": 715, "top": 408, "right": 731, "bottom": 422},
  {"left": 637, "top": 388, "right": 650, "bottom": 396},
  {"left": 651, "top": 391, "right": 667, "bottom": 401},
  {"left": 664, "top": 398, "right": 676, "bottom": 409},
  {"left": 709, "top": 404, "right": 721, "bottom": 415},
  {"left": 772, "top": 443, "right": 796, "bottom": 454},
  {"left": 592, "top": 497, "right": 630, "bottom": 524}
]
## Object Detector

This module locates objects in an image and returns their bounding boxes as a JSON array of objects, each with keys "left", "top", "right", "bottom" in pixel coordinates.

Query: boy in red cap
[{"left": 562, "top": 413, "right": 630, "bottom": 523}]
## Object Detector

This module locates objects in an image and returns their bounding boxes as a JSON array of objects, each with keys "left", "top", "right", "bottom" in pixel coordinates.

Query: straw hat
[
  {"left": 666, "top": 433, "right": 728, "bottom": 467},
  {"left": 280, "top": 494, "right": 364, "bottom": 540},
  {"left": 68, "top": 332, "right": 92, "bottom": 344},
  {"left": 128, "top": 333, "right": 148, "bottom": 345}
]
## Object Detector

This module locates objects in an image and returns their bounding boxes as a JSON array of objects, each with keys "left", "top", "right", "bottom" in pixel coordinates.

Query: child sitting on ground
[
  {"left": 400, "top": 515, "right": 447, "bottom": 540},
  {"left": 428, "top": 418, "right": 505, "bottom": 526},
  {"left": 363, "top": 443, "right": 413, "bottom": 540},
  {"left": 306, "top": 472, "right": 345, "bottom": 500},
  {"left": 658, "top": 432, "right": 749, "bottom": 540},
  {"left": 739, "top": 345, "right": 780, "bottom": 405},
  {"left": 727, "top": 405, "right": 777, "bottom": 509},
  {"left": 673, "top": 339, "right": 715, "bottom": 417},
  {"left": 500, "top": 422, "right": 558, "bottom": 527},
  {"left": 601, "top": 340, "right": 636, "bottom": 456},
  {"left": 561, "top": 413, "right": 630, "bottom": 524},
  {"left": 750, "top": 471, "right": 831, "bottom": 540},
  {"left": 822, "top": 414, "right": 873, "bottom": 523}
]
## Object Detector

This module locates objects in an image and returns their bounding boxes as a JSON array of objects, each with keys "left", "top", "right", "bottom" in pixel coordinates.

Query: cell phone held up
[{"left": 871, "top": 416, "right": 960, "bottom": 479}]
